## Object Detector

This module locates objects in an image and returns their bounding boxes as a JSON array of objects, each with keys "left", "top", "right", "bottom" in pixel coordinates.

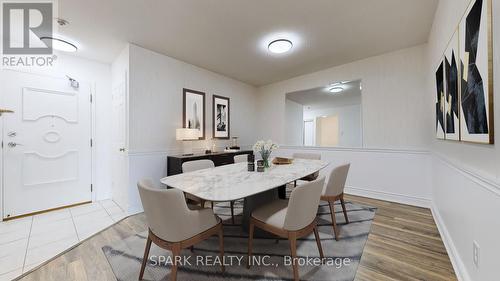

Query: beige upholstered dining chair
[
  {"left": 292, "top": 152, "right": 322, "bottom": 186},
  {"left": 321, "top": 163, "right": 350, "bottom": 240},
  {"left": 182, "top": 159, "right": 215, "bottom": 209},
  {"left": 182, "top": 159, "right": 215, "bottom": 173},
  {"left": 247, "top": 177, "right": 326, "bottom": 281},
  {"left": 137, "top": 179, "right": 224, "bottom": 281},
  {"left": 233, "top": 154, "right": 248, "bottom": 163},
  {"left": 182, "top": 159, "right": 236, "bottom": 224}
]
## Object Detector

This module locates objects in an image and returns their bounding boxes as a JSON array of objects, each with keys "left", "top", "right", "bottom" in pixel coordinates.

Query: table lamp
[{"left": 176, "top": 128, "right": 199, "bottom": 155}]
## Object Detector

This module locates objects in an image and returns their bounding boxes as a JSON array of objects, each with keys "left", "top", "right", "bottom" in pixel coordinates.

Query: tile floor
[{"left": 0, "top": 200, "right": 128, "bottom": 281}]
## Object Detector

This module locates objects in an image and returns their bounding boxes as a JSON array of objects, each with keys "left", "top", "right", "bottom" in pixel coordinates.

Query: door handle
[
  {"left": 0, "top": 109, "right": 14, "bottom": 116},
  {"left": 8, "top": 142, "right": 23, "bottom": 148},
  {"left": 119, "top": 148, "right": 126, "bottom": 152}
]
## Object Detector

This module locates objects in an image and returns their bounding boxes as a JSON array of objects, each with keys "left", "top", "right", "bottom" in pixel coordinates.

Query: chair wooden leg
[
  {"left": 328, "top": 201, "right": 339, "bottom": 241},
  {"left": 139, "top": 235, "right": 152, "bottom": 280},
  {"left": 340, "top": 195, "right": 349, "bottom": 224},
  {"left": 313, "top": 225, "right": 324, "bottom": 259},
  {"left": 218, "top": 225, "right": 225, "bottom": 273},
  {"left": 230, "top": 201, "right": 235, "bottom": 224},
  {"left": 288, "top": 233, "right": 299, "bottom": 281},
  {"left": 170, "top": 245, "right": 181, "bottom": 281},
  {"left": 247, "top": 220, "right": 255, "bottom": 268}
]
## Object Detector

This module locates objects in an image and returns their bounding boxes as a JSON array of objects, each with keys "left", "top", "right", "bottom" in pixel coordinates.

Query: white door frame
[
  {"left": 110, "top": 70, "right": 129, "bottom": 212},
  {"left": 0, "top": 69, "right": 96, "bottom": 220}
]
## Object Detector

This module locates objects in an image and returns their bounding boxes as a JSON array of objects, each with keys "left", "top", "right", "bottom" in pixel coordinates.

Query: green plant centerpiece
[{"left": 253, "top": 140, "right": 279, "bottom": 169}]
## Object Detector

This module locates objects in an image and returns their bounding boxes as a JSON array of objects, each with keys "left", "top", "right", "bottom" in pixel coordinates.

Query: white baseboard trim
[
  {"left": 345, "top": 186, "right": 431, "bottom": 208},
  {"left": 431, "top": 203, "right": 471, "bottom": 281}
]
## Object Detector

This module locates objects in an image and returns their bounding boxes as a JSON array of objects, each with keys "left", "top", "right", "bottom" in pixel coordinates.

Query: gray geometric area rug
[{"left": 102, "top": 200, "right": 376, "bottom": 281}]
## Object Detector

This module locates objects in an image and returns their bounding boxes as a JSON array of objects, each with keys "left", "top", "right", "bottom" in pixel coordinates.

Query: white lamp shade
[{"left": 176, "top": 128, "right": 199, "bottom": 140}]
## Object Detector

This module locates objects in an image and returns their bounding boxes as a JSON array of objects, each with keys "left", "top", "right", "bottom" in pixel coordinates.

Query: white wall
[
  {"left": 303, "top": 105, "right": 362, "bottom": 147},
  {"left": 125, "top": 44, "right": 258, "bottom": 213},
  {"left": 255, "top": 45, "right": 431, "bottom": 206},
  {"left": 426, "top": 1, "right": 500, "bottom": 280},
  {"left": 112, "top": 46, "right": 129, "bottom": 90},
  {"left": 285, "top": 99, "right": 304, "bottom": 145},
  {"left": 277, "top": 147, "right": 431, "bottom": 207},
  {"left": 0, "top": 52, "right": 113, "bottom": 203},
  {"left": 431, "top": 155, "right": 500, "bottom": 281},
  {"left": 128, "top": 44, "right": 257, "bottom": 152}
]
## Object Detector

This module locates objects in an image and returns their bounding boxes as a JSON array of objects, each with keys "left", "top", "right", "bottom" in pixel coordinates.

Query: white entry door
[{"left": 1, "top": 71, "right": 92, "bottom": 219}]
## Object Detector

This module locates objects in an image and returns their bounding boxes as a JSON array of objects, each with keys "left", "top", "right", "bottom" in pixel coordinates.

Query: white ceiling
[
  {"left": 57, "top": 0, "right": 438, "bottom": 86},
  {"left": 286, "top": 80, "right": 361, "bottom": 111}
]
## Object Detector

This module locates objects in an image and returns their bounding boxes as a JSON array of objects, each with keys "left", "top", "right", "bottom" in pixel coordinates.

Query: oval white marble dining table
[
  {"left": 160, "top": 158, "right": 329, "bottom": 232},
  {"left": 160, "top": 158, "right": 329, "bottom": 202}
]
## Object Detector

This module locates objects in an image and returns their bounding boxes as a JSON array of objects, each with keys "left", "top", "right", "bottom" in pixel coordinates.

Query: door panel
[
  {"left": 2, "top": 71, "right": 92, "bottom": 218},
  {"left": 22, "top": 88, "right": 79, "bottom": 122},
  {"left": 22, "top": 150, "right": 79, "bottom": 186}
]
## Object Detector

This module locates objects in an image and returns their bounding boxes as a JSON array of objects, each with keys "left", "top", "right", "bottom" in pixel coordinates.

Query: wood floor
[
  {"left": 15, "top": 195, "right": 457, "bottom": 281},
  {"left": 347, "top": 195, "right": 457, "bottom": 281}
]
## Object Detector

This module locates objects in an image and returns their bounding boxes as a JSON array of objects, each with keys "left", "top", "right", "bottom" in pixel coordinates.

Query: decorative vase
[
  {"left": 260, "top": 151, "right": 271, "bottom": 169},
  {"left": 263, "top": 157, "right": 270, "bottom": 168},
  {"left": 253, "top": 140, "right": 278, "bottom": 170}
]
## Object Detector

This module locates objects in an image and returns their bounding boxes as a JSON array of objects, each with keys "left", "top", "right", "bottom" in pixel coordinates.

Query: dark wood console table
[{"left": 167, "top": 150, "right": 253, "bottom": 176}]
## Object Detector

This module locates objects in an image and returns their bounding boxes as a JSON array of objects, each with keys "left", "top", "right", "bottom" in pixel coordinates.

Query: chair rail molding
[
  {"left": 278, "top": 145, "right": 430, "bottom": 155},
  {"left": 432, "top": 152, "right": 500, "bottom": 196},
  {"left": 127, "top": 144, "right": 253, "bottom": 157}
]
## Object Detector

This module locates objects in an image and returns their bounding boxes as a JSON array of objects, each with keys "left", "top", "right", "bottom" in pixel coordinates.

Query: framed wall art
[
  {"left": 444, "top": 29, "right": 460, "bottom": 141},
  {"left": 212, "top": 95, "right": 230, "bottom": 139},
  {"left": 436, "top": 60, "right": 446, "bottom": 140},
  {"left": 458, "top": 0, "right": 494, "bottom": 144},
  {"left": 183, "top": 88, "right": 206, "bottom": 140}
]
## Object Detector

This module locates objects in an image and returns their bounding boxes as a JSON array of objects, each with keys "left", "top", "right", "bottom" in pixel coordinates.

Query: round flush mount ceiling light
[
  {"left": 40, "top": 37, "right": 78, "bottom": 52},
  {"left": 329, "top": 86, "right": 344, "bottom": 93},
  {"left": 268, "top": 39, "right": 293, "bottom": 54}
]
